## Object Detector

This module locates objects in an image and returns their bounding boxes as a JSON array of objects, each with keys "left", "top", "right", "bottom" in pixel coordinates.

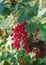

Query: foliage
[{"left": 0, "top": 0, "right": 46, "bottom": 65}]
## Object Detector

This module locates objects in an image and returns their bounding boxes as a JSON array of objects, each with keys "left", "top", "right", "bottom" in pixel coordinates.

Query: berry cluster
[
  {"left": 10, "top": 22, "right": 45, "bottom": 57},
  {"left": 38, "top": 40, "right": 45, "bottom": 54},
  {"left": 33, "top": 28, "right": 39, "bottom": 43},
  {"left": 32, "top": 40, "right": 45, "bottom": 58},
  {"left": 10, "top": 21, "right": 30, "bottom": 54},
  {"left": 32, "top": 28, "right": 46, "bottom": 58}
]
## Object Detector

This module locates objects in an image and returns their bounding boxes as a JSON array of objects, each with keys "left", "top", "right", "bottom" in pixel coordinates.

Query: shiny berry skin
[
  {"left": 10, "top": 33, "right": 13, "bottom": 36},
  {"left": 11, "top": 22, "right": 30, "bottom": 54},
  {"left": 11, "top": 37, "right": 14, "bottom": 40}
]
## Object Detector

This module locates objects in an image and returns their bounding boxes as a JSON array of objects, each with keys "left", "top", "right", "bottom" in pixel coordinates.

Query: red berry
[
  {"left": 23, "top": 21, "right": 27, "bottom": 25},
  {"left": 11, "top": 37, "right": 14, "bottom": 40},
  {"left": 35, "top": 28, "right": 39, "bottom": 32},
  {"left": 36, "top": 52, "right": 42, "bottom": 56},
  {"left": 10, "top": 33, "right": 13, "bottom": 36},
  {"left": 25, "top": 47, "right": 30, "bottom": 54},
  {"left": 33, "top": 37, "right": 37, "bottom": 43},
  {"left": 12, "top": 27, "right": 15, "bottom": 31},
  {"left": 14, "top": 33, "right": 22, "bottom": 39},
  {"left": 23, "top": 44, "right": 27, "bottom": 49},
  {"left": 23, "top": 38, "right": 29, "bottom": 45},
  {"left": 32, "top": 48, "right": 37, "bottom": 53},
  {"left": 33, "top": 33, "right": 37, "bottom": 37},
  {"left": 15, "top": 44, "right": 20, "bottom": 50},
  {"left": 11, "top": 23, "right": 30, "bottom": 54},
  {"left": 23, "top": 31, "right": 28, "bottom": 37},
  {"left": 32, "top": 46, "right": 35, "bottom": 49},
  {"left": 38, "top": 40, "right": 44, "bottom": 47}
]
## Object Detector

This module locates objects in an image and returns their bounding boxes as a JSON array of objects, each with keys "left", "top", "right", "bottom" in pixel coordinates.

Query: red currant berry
[
  {"left": 33, "top": 33, "right": 37, "bottom": 37},
  {"left": 10, "top": 33, "right": 13, "bottom": 36},
  {"left": 33, "top": 37, "right": 37, "bottom": 43},
  {"left": 35, "top": 28, "right": 39, "bottom": 32}
]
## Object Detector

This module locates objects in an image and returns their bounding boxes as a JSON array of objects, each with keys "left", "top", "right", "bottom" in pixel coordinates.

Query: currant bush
[{"left": 0, "top": 0, "right": 46, "bottom": 65}]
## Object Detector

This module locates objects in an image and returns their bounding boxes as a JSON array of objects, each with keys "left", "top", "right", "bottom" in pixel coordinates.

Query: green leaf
[
  {"left": 0, "top": 19, "right": 9, "bottom": 28},
  {"left": 2, "top": 7, "right": 11, "bottom": 16},
  {"left": 37, "top": 30, "right": 46, "bottom": 41},
  {"left": 0, "top": 4, "right": 5, "bottom": 14},
  {"left": 25, "top": 22, "right": 42, "bottom": 33},
  {"left": 23, "top": 0, "right": 32, "bottom": 2},
  {"left": 18, "top": 0, "right": 38, "bottom": 23},
  {"left": 18, "top": 8, "right": 29, "bottom": 23}
]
